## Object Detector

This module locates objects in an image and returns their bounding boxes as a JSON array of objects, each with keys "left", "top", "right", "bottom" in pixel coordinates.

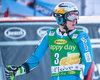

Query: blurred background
[
  {"left": 0, "top": 0, "right": 100, "bottom": 80},
  {"left": 0, "top": 0, "right": 100, "bottom": 17}
]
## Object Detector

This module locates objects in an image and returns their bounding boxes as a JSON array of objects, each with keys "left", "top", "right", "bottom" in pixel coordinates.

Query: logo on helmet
[{"left": 59, "top": 3, "right": 68, "bottom": 7}]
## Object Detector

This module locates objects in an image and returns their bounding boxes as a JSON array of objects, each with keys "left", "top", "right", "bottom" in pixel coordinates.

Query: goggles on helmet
[
  {"left": 53, "top": 13, "right": 64, "bottom": 18},
  {"left": 53, "top": 11, "right": 79, "bottom": 21},
  {"left": 53, "top": 11, "right": 79, "bottom": 25},
  {"left": 65, "top": 11, "right": 79, "bottom": 21},
  {"left": 53, "top": 13, "right": 65, "bottom": 25}
]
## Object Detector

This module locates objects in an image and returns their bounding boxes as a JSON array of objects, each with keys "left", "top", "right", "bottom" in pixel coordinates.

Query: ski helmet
[{"left": 53, "top": 2, "right": 79, "bottom": 26}]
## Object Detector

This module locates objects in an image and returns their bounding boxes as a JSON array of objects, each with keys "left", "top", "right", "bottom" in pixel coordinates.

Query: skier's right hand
[
  {"left": 5, "top": 65, "right": 25, "bottom": 79},
  {"left": 5, "top": 65, "right": 19, "bottom": 79}
]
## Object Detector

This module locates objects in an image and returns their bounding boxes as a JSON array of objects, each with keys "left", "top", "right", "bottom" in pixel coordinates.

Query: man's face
[{"left": 66, "top": 20, "right": 77, "bottom": 30}]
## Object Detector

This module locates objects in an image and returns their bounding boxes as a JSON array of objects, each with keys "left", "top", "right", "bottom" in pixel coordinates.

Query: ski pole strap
[{"left": 22, "top": 63, "right": 30, "bottom": 73}]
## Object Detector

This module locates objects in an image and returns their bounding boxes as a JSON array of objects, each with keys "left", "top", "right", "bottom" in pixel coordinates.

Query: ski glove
[
  {"left": 84, "top": 75, "right": 93, "bottom": 80},
  {"left": 84, "top": 75, "right": 88, "bottom": 80},
  {"left": 5, "top": 65, "right": 25, "bottom": 79}
]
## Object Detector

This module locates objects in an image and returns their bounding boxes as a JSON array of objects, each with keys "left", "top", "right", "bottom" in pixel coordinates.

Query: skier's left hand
[
  {"left": 84, "top": 75, "right": 93, "bottom": 80},
  {"left": 84, "top": 75, "right": 88, "bottom": 80}
]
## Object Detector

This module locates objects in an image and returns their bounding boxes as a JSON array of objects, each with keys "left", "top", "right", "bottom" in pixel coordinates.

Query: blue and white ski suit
[{"left": 22, "top": 28, "right": 94, "bottom": 80}]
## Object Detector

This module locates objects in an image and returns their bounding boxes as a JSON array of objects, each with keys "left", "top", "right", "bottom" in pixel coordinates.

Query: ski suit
[{"left": 22, "top": 28, "right": 94, "bottom": 80}]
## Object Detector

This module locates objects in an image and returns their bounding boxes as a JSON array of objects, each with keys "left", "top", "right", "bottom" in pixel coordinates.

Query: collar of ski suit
[{"left": 56, "top": 28, "right": 76, "bottom": 37}]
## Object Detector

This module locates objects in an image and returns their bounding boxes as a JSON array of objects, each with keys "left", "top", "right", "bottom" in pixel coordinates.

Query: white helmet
[{"left": 53, "top": 2, "right": 79, "bottom": 26}]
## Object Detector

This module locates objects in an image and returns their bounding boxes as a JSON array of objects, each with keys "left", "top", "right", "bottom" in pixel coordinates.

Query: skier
[{"left": 5, "top": 2, "right": 94, "bottom": 80}]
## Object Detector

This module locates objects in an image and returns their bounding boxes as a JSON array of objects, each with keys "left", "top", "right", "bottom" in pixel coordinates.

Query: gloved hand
[
  {"left": 84, "top": 75, "right": 88, "bottom": 80},
  {"left": 5, "top": 65, "right": 25, "bottom": 79}
]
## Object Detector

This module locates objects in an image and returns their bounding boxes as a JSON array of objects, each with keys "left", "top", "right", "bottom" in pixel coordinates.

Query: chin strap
[{"left": 62, "top": 22, "right": 72, "bottom": 40}]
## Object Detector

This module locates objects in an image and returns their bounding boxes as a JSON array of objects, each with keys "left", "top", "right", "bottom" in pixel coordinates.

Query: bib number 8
[{"left": 54, "top": 53, "right": 59, "bottom": 65}]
